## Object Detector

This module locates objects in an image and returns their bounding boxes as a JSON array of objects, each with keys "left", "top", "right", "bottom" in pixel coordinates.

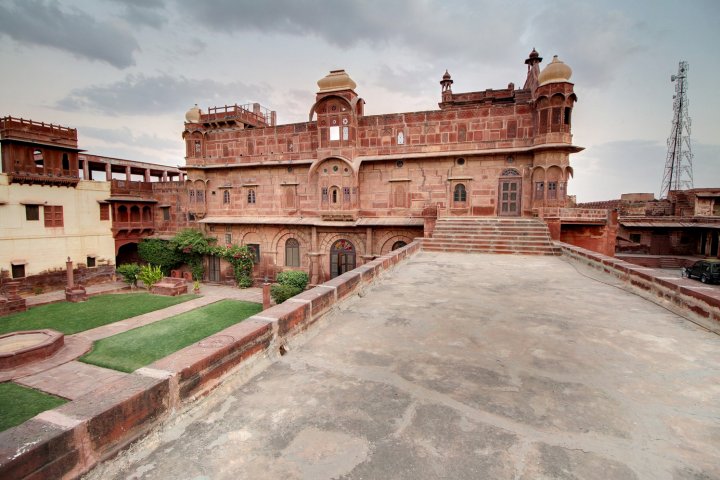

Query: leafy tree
[{"left": 137, "top": 239, "right": 183, "bottom": 274}]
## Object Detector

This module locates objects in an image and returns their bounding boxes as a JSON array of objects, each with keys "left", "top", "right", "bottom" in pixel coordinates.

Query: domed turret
[
  {"left": 185, "top": 104, "right": 202, "bottom": 123},
  {"left": 538, "top": 55, "right": 572, "bottom": 86},
  {"left": 317, "top": 70, "right": 357, "bottom": 93}
]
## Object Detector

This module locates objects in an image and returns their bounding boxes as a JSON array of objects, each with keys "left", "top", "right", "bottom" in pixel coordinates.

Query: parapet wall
[
  {"left": 558, "top": 241, "right": 720, "bottom": 333},
  {"left": 0, "top": 240, "right": 422, "bottom": 480}
]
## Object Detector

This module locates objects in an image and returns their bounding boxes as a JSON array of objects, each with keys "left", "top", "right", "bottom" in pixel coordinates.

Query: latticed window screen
[
  {"left": 453, "top": 184, "right": 467, "bottom": 202},
  {"left": 44, "top": 205, "right": 63, "bottom": 227}
]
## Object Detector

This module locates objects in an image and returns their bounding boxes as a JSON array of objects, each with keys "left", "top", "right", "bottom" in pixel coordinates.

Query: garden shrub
[
  {"left": 116, "top": 263, "right": 142, "bottom": 287},
  {"left": 270, "top": 270, "right": 309, "bottom": 304},
  {"left": 138, "top": 264, "right": 164, "bottom": 291},
  {"left": 276, "top": 270, "right": 308, "bottom": 291},
  {"left": 270, "top": 283, "right": 301, "bottom": 304}
]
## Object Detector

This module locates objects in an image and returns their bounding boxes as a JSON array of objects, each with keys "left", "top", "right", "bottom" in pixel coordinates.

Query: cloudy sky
[{"left": 1, "top": 0, "right": 718, "bottom": 202}]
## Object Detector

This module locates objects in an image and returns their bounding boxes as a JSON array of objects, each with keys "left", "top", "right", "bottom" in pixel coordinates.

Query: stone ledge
[
  {"left": 557, "top": 241, "right": 720, "bottom": 330},
  {"left": 0, "top": 240, "right": 421, "bottom": 480}
]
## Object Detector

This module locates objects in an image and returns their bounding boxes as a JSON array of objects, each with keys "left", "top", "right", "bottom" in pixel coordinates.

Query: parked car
[{"left": 682, "top": 260, "right": 720, "bottom": 284}]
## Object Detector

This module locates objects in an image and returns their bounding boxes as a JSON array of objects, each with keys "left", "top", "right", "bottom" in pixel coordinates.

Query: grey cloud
[
  {"left": 572, "top": 138, "right": 720, "bottom": 202},
  {"left": 0, "top": 0, "right": 140, "bottom": 69},
  {"left": 55, "top": 73, "right": 269, "bottom": 116},
  {"left": 80, "top": 126, "right": 178, "bottom": 150},
  {"left": 528, "top": 2, "right": 645, "bottom": 88},
  {"left": 372, "top": 64, "right": 437, "bottom": 96},
  {"left": 174, "top": 0, "right": 528, "bottom": 64},
  {"left": 109, "top": 0, "right": 168, "bottom": 29}
]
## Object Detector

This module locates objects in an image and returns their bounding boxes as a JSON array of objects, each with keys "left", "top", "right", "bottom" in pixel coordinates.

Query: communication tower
[{"left": 659, "top": 61, "right": 693, "bottom": 199}]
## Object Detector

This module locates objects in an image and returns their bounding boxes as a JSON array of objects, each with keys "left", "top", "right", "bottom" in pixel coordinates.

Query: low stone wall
[
  {"left": 558, "top": 241, "right": 720, "bottom": 331},
  {"left": 0, "top": 265, "right": 115, "bottom": 297},
  {"left": 0, "top": 240, "right": 422, "bottom": 480}
]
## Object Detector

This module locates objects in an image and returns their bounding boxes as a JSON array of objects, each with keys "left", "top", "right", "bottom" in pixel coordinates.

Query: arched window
[
  {"left": 454, "top": 184, "right": 467, "bottom": 202},
  {"left": 247, "top": 189, "right": 256, "bottom": 204},
  {"left": 223, "top": 190, "right": 230, "bottom": 204},
  {"left": 285, "top": 238, "right": 300, "bottom": 267},
  {"left": 331, "top": 187, "right": 339, "bottom": 204},
  {"left": 62, "top": 153, "right": 70, "bottom": 171},
  {"left": 391, "top": 241, "right": 407, "bottom": 251},
  {"left": 397, "top": 131, "right": 404, "bottom": 145}
]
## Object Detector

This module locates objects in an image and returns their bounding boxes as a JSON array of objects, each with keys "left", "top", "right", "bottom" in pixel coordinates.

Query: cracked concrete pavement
[{"left": 84, "top": 252, "right": 720, "bottom": 480}]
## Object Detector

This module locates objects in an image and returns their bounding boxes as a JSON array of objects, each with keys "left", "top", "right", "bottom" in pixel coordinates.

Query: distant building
[
  {"left": 578, "top": 189, "right": 720, "bottom": 265},
  {"left": 0, "top": 116, "right": 183, "bottom": 294}
]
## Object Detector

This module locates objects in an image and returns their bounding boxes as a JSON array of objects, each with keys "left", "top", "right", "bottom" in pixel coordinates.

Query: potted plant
[{"left": 193, "top": 279, "right": 201, "bottom": 293}]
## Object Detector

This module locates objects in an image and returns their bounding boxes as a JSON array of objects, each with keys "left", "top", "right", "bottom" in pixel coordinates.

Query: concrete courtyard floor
[{"left": 86, "top": 252, "right": 720, "bottom": 480}]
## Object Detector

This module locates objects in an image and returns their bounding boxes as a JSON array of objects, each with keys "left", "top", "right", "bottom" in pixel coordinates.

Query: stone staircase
[{"left": 422, "top": 217, "right": 561, "bottom": 255}]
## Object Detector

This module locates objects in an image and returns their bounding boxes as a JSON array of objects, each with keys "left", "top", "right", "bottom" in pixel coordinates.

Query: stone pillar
[
  {"left": 125, "top": 166, "right": 132, "bottom": 182},
  {"left": 162, "top": 171, "right": 169, "bottom": 182},
  {"left": 66, "top": 257, "right": 74, "bottom": 288},
  {"left": 262, "top": 283, "right": 271, "bottom": 310},
  {"left": 65, "top": 257, "right": 87, "bottom": 302},
  {"left": 105, "top": 162, "right": 112, "bottom": 181},
  {"left": 82, "top": 159, "right": 90, "bottom": 180},
  {"left": 366, "top": 227, "right": 373, "bottom": 256},
  {"left": 144, "top": 169, "right": 151, "bottom": 182}
]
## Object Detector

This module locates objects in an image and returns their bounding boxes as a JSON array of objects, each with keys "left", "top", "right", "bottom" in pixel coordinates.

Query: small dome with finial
[
  {"left": 317, "top": 69, "right": 357, "bottom": 93},
  {"left": 442, "top": 70, "right": 452, "bottom": 80},
  {"left": 538, "top": 55, "right": 572, "bottom": 86},
  {"left": 185, "top": 104, "right": 202, "bottom": 123}
]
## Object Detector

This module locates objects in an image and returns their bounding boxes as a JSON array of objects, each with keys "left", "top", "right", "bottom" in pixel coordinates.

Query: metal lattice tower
[{"left": 659, "top": 61, "right": 694, "bottom": 199}]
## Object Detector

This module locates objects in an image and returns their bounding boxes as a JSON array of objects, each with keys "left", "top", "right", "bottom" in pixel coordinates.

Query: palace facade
[{"left": 180, "top": 50, "right": 581, "bottom": 283}]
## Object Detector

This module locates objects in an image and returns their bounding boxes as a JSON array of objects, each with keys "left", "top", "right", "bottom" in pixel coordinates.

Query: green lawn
[
  {"left": 0, "top": 383, "right": 67, "bottom": 431},
  {"left": 0, "top": 293, "right": 199, "bottom": 335},
  {"left": 80, "top": 300, "right": 262, "bottom": 373}
]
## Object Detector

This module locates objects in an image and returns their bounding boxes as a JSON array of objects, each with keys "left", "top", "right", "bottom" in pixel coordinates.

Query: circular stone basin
[{"left": 0, "top": 329, "right": 64, "bottom": 369}]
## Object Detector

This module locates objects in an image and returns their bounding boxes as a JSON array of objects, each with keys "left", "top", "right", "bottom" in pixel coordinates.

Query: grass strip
[
  {"left": 0, "top": 383, "right": 67, "bottom": 431},
  {"left": 0, "top": 293, "right": 199, "bottom": 335},
  {"left": 80, "top": 300, "right": 262, "bottom": 373}
]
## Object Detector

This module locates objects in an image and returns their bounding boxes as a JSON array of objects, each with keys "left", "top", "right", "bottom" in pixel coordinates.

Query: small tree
[
  {"left": 138, "top": 264, "right": 163, "bottom": 291},
  {"left": 116, "top": 263, "right": 141, "bottom": 289}
]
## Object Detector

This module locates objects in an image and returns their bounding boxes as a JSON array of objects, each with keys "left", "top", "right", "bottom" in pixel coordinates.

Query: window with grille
[
  {"left": 547, "top": 182, "right": 557, "bottom": 199},
  {"left": 247, "top": 243, "right": 260, "bottom": 263},
  {"left": 99, "top": 203, "right": 110, "bottom": 221},
  {"left": 285, "top": 239, "right": 300, "bottom": 267},
  {"left": 247, "top": 189, "right": 256, "bottom": 204},
  {"left": 161, "top": 207, "right": 170, "bottom": 221},
  {"left": 25, "top": 205, "right": 39, "bottom": 221},
  {"left": 343, "top": 187, "right": 350, "bottom": 203},
  {"left": 44, "top": 205, "right": 63, "bottom": 227},
  {"left": 535, "top": 182, "right": 545, "bottom": 200},
  {"left": 223, "top": 190, "right": 230, "bottom": 204},
  {"left": 321, "top": 187, "right": 328, "bottom": 203},
  {"left": 225, "top": 233, "right": 232, "bottom": 244},
  {"left": 453, "top": 184, "right": 467, "bottom": 202}
]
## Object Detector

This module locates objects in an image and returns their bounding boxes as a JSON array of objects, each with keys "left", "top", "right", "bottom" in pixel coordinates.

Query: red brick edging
[
  {"left": 0, "top": 241, "right": 421, "bottom": 480},
  {"left": 557, "top": 241, "right": 720, "bottom": 330}
]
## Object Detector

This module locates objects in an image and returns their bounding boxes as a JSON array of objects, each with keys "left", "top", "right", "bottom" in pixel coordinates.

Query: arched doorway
[
  {"left": 330, "top": 239, "right": 355, "bottom": 278},
  {"left": 391, "top": 241, "right": 407, "bottom": 251},
  {"left": 116, "top": 242, "right": 139, "bottom": 266}
]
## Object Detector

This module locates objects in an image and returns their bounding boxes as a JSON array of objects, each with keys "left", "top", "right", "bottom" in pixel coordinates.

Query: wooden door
[{"left": 498, "top": 179, "right": 521, "bottom": 216}]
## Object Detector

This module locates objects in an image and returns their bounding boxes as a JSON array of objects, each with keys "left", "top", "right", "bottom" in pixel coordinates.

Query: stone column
[
  {"left": 66, "top": 257, "right": 74, "bottom": 288},
  {"left": 82, "top": 159, "right": 90, "bottom": 180},
  {"left": 366, "top": 227, "right": 373, "bottom": 256},
  {"left": 144, "top": 169, "right": 151, "bottom": 182},
  {"left": 262, "top": 283, "right": 271, "bottom": 310},
  {"left": 125, "top": 166, "right": 132, "bottom": 182},
  {"left": 105, "top": 162, "right": 112, "bottom": 181}
]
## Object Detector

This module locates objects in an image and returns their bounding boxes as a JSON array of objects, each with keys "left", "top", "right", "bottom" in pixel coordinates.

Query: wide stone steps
[{"left": 423, "top": 216, "right": 560, "bottom": 255}]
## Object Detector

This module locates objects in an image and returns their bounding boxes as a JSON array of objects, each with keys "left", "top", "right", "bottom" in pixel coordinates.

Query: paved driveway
[{"left": 87, "top": 252, "right": 720, "bottom": 480}]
